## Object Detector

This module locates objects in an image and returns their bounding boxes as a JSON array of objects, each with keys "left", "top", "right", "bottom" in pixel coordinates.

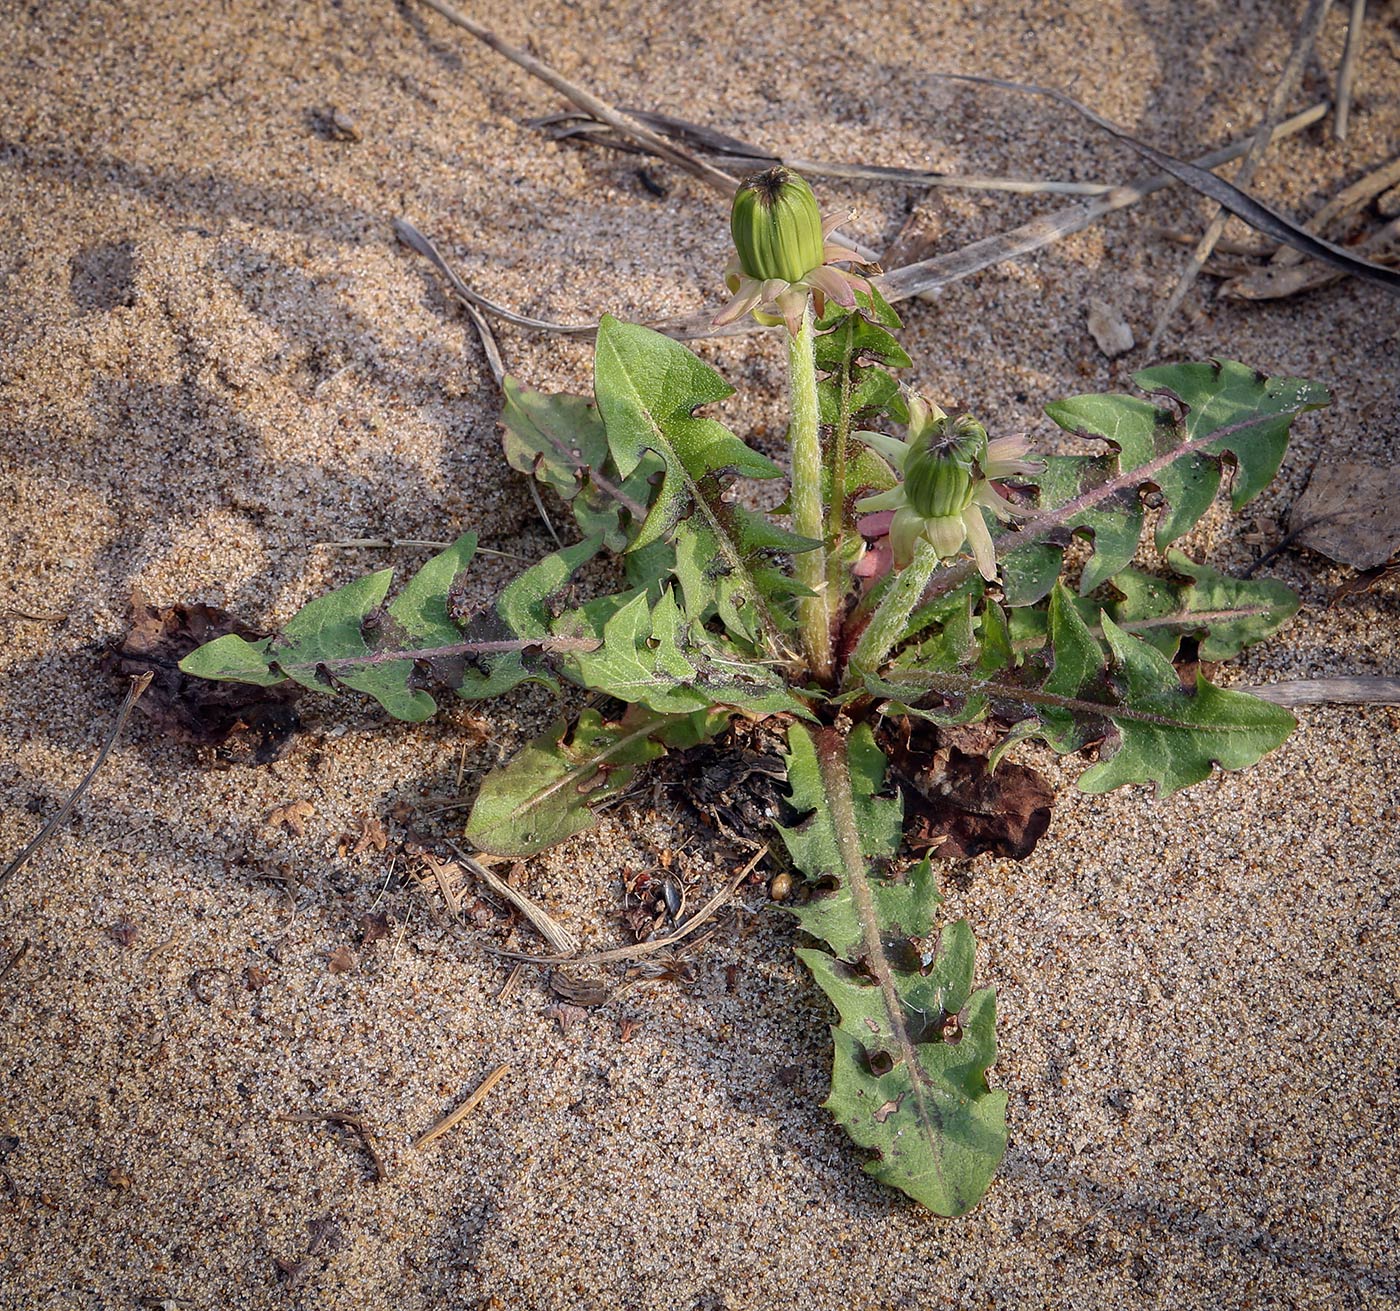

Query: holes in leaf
[
  {"left": 881, "top": 933, "right": 923, "bottom": 974},
  {"left": 902, "top": 1002, "right": 950, "bottom": 1046},
  {"left": 867, "top": 1048, "right": 896, "bottom": 1077}
]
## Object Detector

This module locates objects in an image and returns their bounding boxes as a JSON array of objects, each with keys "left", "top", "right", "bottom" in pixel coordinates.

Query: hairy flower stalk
[
  {"left": 787, "top": 299, "right": 832, "bottom": 681},
  {"left": 719, "top": 167, "right": 871, "bottom": 682}
]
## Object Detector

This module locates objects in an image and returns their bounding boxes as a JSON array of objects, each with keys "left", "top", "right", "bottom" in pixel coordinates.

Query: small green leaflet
[
  {"left": 1007, "top": 550, "right": 1300, "bottom": 662},
  {"left": 779, "top": 724, "right": 1007, "bottom": 1217},
  {"left": 466, "top": 704, "right": 729, "bottom": 857},
  {"left": 499, "top": 376, "right": 662, "bottom": 553},
  {"left": 593, "top": 316, "right": 810, "bottom": 650},
  {"left": 877, "top": 582, "right": 1297, "bottom": 797},
  {"left": 555, "top": 587, "right": 813, "bottom": 719}
]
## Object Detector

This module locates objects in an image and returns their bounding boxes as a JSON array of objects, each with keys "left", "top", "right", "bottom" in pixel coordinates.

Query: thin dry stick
[
  {"left": 0, "top": 673, "right": 153, "bottom": 893},
  {"left": 494, "top": 846, "right": 767, "bottom": 966},
  {"left": 1240, "top": 677, "right": 1400, "bottom": 706},
  {"left": 413, "top": 0, "right": 739, "bottom": 196},
  {"left": 1265, "top": 152, "right": 1400, "bottom": 268},
  {"left": 407, "top": 103, "right": 1325, "bottom": 346},
  {"left": 0, "top": 940, "right": 32, "bottom": 984},
  {"left": 495, "top": 962, "right": 525, "bottom": 1001},
  {"left": 1333, "top": 0, "right": 1367, "bottom": 141},
  {"left": 1145, "top": 0, "right": 1333, "bottom": 354},
  {"left": 929, "top": 77, "right": 1400, "bottom": 289},
  {"left": 395, "top": 217, "right": 599, "bottom": 335},
  {"left": 413, "top": 1064, "right": 509, "bottom": 1149},
  {"left": 443, "top": 841, "right": 578, "bottom": 955},
  {"left": 877, "top": 103, "right": 1329, "bottom": 304},
  {"left": 534, "top": 110, "right": 1112, "bottom": 196},
  {"left": 278, "top": 1111, "right": 388, "bottom": 1183},
  {"left": 1223, "top": 214, "right": 1400, "bottom": 299}
]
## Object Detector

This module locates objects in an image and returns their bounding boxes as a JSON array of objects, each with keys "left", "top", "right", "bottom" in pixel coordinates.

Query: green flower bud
[
  {"left": 730, "top": 167, "right": 825, "bottom": 283},
  {"left": 902, "top": 414, "right": 988, "bottom": 521}
]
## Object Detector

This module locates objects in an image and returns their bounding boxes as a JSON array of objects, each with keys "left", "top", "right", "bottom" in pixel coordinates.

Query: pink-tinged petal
[
  {"left": 857, "top": 510, "right": 897, "bottom": 539},
  {"left": 713, "top": 288, "right": 763, "bottom": 327},
  {"left": 775, "top": 287, "right": 808, "bottom": 337},
  {"left": 806, "top": 265, "right": 858, "bottom": 308},
  {"left": 854, "top": 428, "right": 911, "bottom": 468},
  {"left": 974, "top": 481, "right": 1017, "bottom": 522},
  {"left": 758, "top": 277, "right": 791, "bottom": 305},
  {"left": 984, "top": 435, "right": 1044, "bottom": 478},
  {"left": 889, "top": 507, "right": 925, "bottom": 569},
  {"left": 924, "top": 514, "right": 968, "bottom": 559},
  {"left": 822, "top": 209, "right": 855, "bottom": 239},
  {"left": 822, "top": 241, "right": 859, "bottom": 265},
  {"left": 963, "top": 508, "right": 998, "bottom": 581},
  {"left": 855, "top": 486, "right": 906, "bottom": 513}
]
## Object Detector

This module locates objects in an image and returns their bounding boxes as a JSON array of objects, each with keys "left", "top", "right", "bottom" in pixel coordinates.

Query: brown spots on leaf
[{"left": 872, "top": 1094, "right": 905, "bottom": 1124}]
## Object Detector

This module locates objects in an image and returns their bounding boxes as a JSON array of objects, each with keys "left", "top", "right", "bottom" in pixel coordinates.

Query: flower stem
[
  {"left": 844, "top": 538, "right": 942, "bottom": 684},
  {"left": 788, "top": 301, "right": 833, "bottom": 683}
]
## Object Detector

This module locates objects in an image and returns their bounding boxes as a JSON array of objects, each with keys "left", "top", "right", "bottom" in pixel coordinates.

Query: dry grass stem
[
  {"left": 413, "top": 1065, "right": 509, "bottom": 1150},
  {"left": 413, "top": 0, "right": 738, "bottom": 196},
  {"left": 1143, "top": 0, "right": 1334, "bottom": 353},
  {"left": 1333, "top": 0, "right": 1368, "bottom": 141},
  {"left": 1241, "top": 677, "right": 1400, "bottom": 706},
  {"left": 443, "top": 843, "right": 578, "bottom": 956},
  {"left": 495, "top": 846, "right": 767, "bottom": 966},
  {"left": 0, "top": 940, "right": 32, "bottom": 984},
  {"left": 0, "top": 672, "right": 153, "bottom": 893},
  {"left": 277, "top": 1112, "right": 387, "bottom": 1183}
]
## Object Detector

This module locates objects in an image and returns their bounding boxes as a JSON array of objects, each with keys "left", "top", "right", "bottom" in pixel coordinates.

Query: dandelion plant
[{"left": 181, "top": 167, "right": 1326, "bottom": 1215}]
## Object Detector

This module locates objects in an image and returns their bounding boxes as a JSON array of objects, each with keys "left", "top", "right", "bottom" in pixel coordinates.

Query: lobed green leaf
[
  {"left": 779, "top": 725, "right": 1007, "bottom": 1216},
  {"left": 999, "top": 361, "right": 1328, "bottom": 606},
  {"left": 878, "top": 582, "right": 1297, "bottom": 797}
]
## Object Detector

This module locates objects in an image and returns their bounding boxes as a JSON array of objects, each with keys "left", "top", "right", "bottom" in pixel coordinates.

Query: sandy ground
[{"left": 2, "top": 1, "right": 1398, "bottom": 1307}]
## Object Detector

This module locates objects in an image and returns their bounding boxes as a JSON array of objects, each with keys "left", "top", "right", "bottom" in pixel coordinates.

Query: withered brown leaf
[
  {"left": 883, "top": 719, "right": 1054, "bottom": 861},
  {"left": 104, "top": 591, "right": 302, "bottom": 764}
]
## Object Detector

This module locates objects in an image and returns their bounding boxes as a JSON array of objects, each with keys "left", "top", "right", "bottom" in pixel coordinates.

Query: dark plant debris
[
  {"left": 881, "top": 719, "right": 1055, "bottom": 861},
  {"left": 105, "top": 592, "right": 302, "bottom": 763}
]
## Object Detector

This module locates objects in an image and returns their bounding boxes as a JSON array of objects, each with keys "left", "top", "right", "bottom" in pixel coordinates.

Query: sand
[{"left": 1, "top": 1, "right": 1398, "bottom": 1307}]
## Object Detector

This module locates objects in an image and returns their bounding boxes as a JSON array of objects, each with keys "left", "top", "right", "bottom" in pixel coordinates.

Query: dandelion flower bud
[{"left": 730, "top": 167, "right": 826, "bottom": 284}]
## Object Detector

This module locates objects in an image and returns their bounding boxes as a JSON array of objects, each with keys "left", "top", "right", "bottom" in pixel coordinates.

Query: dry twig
[
  {"left": 413, "top": 0, "right": 738, "bottom": 196},
  {"left": 533, "top": 107, "right": 1112, "bottom": 197},
  {"left": 278, "top": 1111, "right": 387, "bottom": 1183},
  {"left": 1333, "top": 0, "right": 1368, "bottom": 141},
  {"left": 0, "top": 673, "right": 152, "bottom": 893},
  {"left": 413, "top": 1065, "right": 509, "bottom": 1149},
  {"left": 0, "top": 940, "right": 32, "bottom": 984},
  {"left": 494, "top": 845, "right": 767, "bottom": 966},
  {"left": 1241, "top": 677, "right": 1400, "bottom": 706},
  {"left": 441, "top": 843, "right": 578, "bottom": 956},
  {"left": 1142, "top": 0, "right": 1334, "bottom": 352}
]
